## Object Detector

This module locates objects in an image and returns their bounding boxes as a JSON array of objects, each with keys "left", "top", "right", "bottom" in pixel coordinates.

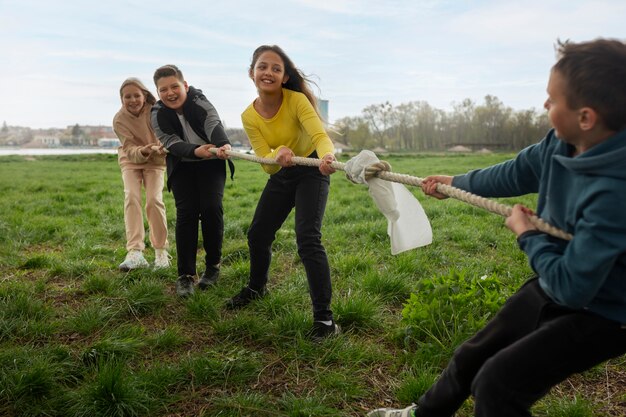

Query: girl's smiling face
[
  {"left": 250, "top": 50, "right": 289, "bottom": 94},
  {"left": 121, "top": 84, "right": 146, "bottom": 116}
]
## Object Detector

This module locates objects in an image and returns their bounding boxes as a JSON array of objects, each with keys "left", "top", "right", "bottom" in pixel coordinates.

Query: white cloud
[
  {"left": 1, "top": 0, "right": 625, "bottom": 129},
  {"left": 293, "top": 0, "right": 444, "bottom": 17},
  {"left": 447, "top": 0, "right": 626, "bottom": 44}
]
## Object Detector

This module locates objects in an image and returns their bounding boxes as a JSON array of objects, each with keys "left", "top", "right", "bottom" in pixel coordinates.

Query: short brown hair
[
  {"left": 153, "top": 64, "right": 184, "bottom": 86},
  {"left": 553, "top": 38, "right": 626, "bottom": 131}
]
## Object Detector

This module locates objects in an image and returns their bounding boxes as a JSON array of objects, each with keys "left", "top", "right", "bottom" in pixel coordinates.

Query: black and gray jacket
[{"left": 151, "top": 86, "right": 233, "bottom": 189}]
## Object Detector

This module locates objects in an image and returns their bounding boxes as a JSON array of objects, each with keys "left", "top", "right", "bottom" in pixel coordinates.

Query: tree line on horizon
[
  {"left": 1, "top": 94, "right": 551, "bottom": 152},
  {"left": 328, "top": 94, "right": 552, "bottom": 152}
]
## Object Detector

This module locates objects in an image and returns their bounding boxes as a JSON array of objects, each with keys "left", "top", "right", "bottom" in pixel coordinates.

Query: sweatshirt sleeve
[
  {"left": 113, "top": 118, "right": 149, "bottom": 164},
  {"left": 451, "top": 134, "right": 553, "bottom": 197},
  {"left": 518, "top": 189, "right": 626, "bottom": 309}
]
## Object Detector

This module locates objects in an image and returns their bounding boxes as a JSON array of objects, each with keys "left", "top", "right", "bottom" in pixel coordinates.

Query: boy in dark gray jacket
[{"left": 152, "top": 64, "right": 233, "bottom": 297}]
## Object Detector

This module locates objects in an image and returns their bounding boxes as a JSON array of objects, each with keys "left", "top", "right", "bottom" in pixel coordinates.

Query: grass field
[{"left": 0, "top": 152, "right": 624, "bottom": 417}]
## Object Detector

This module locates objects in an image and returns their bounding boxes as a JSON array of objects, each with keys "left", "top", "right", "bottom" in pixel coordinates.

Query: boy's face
[
  {"left": 156, "top": 76, "right": 188, "bottom": 112},
  {"left": 544, "top": 70, "right": 581, "bottom": 143}
]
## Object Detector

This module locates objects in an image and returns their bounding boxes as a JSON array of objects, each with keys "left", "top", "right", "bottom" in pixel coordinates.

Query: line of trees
[{"left": 329, "top": 95, "right": 552, "bottom": 152}]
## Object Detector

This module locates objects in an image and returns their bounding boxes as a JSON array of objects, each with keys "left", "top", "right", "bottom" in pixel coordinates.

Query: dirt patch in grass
[{"left": 552, "top": 363, "right": 626, "bottom": 416}]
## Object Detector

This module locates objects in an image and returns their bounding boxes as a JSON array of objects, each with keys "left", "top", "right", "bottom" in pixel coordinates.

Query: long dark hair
[{"left": 249, "top": 45, "right": 320, "bottom": 116}]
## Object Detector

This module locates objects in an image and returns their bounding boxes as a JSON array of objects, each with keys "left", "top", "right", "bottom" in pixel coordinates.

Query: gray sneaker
[
  {"left": 366, "top": 404, "right": 417, "bottom": 417},
  {"left": 198, "top": 265, "right": 219, "bottom": 290},
  {"left": 175, "top": 274, "right": 195, "bottom": 298}
]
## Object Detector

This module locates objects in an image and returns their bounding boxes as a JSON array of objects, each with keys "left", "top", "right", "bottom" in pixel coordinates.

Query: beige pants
[{"left": 121, "top": 168, "right": 169, "bottom": 251}]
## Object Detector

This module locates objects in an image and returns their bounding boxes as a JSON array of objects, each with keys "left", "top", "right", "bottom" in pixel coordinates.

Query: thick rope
[{"left": 215, "top": 149, "right": 573, "bottom": 241}]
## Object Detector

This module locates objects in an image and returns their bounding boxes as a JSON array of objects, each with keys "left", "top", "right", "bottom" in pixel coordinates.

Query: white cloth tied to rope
[{"left": 344, "top": 150, "right": 432, "bottom": 254}]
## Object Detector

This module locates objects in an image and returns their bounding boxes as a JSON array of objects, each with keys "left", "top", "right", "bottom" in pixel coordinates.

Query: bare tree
[
  {"left": 332, "top": 95, "right": 549, "bottom": 152},
  {"left": 333, "top": 116, "right": 373, "bottom": 150},
  {"left": 362, "top": 101, "right": 393, "bottom": 148}
]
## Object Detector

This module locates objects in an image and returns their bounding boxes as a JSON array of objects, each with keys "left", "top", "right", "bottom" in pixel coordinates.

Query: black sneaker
[
  {"left": 310, "top": 320, "right": 341, "bottom": 342},
  {"left": 225, "top": 286, "right": 266, "bottom": 309},
  {"left": 198, "top": 266, "right": 219, "bottom": 290},
  {"left": 176, "top": 274, "right": 195, "bottom": 298}
]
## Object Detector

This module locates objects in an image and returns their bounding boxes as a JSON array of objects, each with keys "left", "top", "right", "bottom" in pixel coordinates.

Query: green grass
[{"left": 0, "top": 152, "right": 623, "bottom": 416}]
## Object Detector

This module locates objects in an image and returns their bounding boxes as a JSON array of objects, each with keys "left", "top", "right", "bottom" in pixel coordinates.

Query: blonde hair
[{"left": 119, "top": 77, "right": 156, "bottom": 105}]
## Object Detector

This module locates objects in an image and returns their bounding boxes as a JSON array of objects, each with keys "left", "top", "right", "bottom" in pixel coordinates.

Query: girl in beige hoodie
[{"left": 113, "top": 78, "right": 170, "bottom": 270}]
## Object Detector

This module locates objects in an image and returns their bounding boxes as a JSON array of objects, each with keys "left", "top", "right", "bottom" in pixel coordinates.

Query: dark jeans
[
  {"left": 247, "top": 162, "right": 333, "bottom": 322},
  {"left": 416, "top": 278, "right": 626, "bottom": 417},
  {"left": 170, "top": 160, "right": 225, "bottom": 276}
]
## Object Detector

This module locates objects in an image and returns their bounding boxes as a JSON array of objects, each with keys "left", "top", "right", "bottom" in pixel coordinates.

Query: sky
[{"left": 1, "top": 0, "right": 625, "bottom": 130}]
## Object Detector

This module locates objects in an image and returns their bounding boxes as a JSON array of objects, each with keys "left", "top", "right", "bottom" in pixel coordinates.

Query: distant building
[
  {"left": 33, "top": 135, "right": 60, "bottom": 147},
  {"left": 69, "top": 125, "right": 114, "bottom": 135},
  {"left": 332, "top": 141, "right": 352, "bottom": 154},
  {"left": 98, "top": 138, "right": 121, "bottom": 148},
  {"left": 318, "top": 99, "right": 329, "bottom": 126},
  {"left": 66, "top": 125, "right": 115, "bottom": 146},
  {"left": 372, "top": 146, "right": 388, "bottom": 154},
  {"left": 447, "top": 145, "right": 473, "bottom": 153}
]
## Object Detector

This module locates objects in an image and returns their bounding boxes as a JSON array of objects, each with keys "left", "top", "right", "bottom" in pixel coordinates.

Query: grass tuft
[
  {"left": 147, "top": 326, "right": 189, "bottom": 352},
  {"left": 69, "top": 360, "right": 153, "bottom": 417},
  {"left": 124, "top": 278, "right": 168, "bottom": 316},
  {"left": 82, "top": 275, "right": 115, "bottom": 295},
  {"left": 65, "top": 302, "right": 118, "bottom": 336},
  {"left": 279, "top": 392, "right": 346, "bottom": 417},
  {"left": 182, "top": 348, "right": 262, "bottom": 388},
  {"left": 210, "top": 391, "right": 273, "bottom": 417},
  {"left": 82, "top": 330, "right": 145, "bottom": 365},
  {"left": 396, "top": 367, "right": 439, "bottom": 404},
  {"left": 334, "top": 292, "right": 382, "bottom": 331},
  {"left": 534, "top": 394, "right": 597, "bottom": 417}
]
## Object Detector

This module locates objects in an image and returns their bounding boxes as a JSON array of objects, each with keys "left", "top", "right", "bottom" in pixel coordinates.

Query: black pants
[
  {"left": 247, "top": 163, "right": 333, "bottom": 322},
  {"left": 416, "top": 278, "right": 626, "bottom": 417},
  {"left": 170, "top": 160, "right": 225, "bottom": 276}
]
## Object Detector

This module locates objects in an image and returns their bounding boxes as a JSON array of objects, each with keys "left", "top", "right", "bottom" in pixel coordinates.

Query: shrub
[{"left": 401, "top": 269, "right": 510, "bottom": 358}]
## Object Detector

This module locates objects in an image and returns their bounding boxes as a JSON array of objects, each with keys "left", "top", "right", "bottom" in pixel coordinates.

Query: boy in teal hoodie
[{"left": 368, "top": 38, "right": 626, "bottom": 417}]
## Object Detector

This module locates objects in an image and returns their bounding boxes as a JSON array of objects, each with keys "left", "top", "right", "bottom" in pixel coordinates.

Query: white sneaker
[
  {"left": 366, "top": 404, "right": 417, "bottom": 417},
  {"left": 119, "top": 250, "right": 149, "bottom": 271},
  {"left": 153, "top": 248, "right": 172, "bottom": 269}
]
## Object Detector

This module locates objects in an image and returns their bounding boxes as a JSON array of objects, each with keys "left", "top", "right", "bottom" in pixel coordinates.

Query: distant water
[{"left": 0, "top": 148, "right": 118, "bottom": 156}]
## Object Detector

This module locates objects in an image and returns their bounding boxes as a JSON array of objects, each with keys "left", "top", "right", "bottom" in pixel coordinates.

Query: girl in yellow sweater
[
  {"left": 113, "top": 78, "right": 170, "bottom": 271},
  {"left": 226, "top": 45, "right": 340, "bottom": 341}
]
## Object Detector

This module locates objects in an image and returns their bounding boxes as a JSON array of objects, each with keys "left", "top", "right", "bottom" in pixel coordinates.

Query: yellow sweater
[
  {"left": 113, "top": 103, "right": 165, "bottom": 170},
  {"left": 241, "top": 89, "right": 334, "bottom": 174}
]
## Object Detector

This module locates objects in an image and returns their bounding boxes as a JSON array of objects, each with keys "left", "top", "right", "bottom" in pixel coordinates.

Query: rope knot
[{"left": 364, "top": 160, "right": 392, "bottom": 180}]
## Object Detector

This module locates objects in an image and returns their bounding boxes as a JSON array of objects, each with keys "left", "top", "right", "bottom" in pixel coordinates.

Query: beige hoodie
[{"left": 113, "top": 78, "right": 165, "bottom": 170}]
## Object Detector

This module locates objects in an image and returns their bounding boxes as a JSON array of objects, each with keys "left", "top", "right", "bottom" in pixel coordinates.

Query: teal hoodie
[{"left": 453, "top": 128, "right": 626, "bottom": 324}]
